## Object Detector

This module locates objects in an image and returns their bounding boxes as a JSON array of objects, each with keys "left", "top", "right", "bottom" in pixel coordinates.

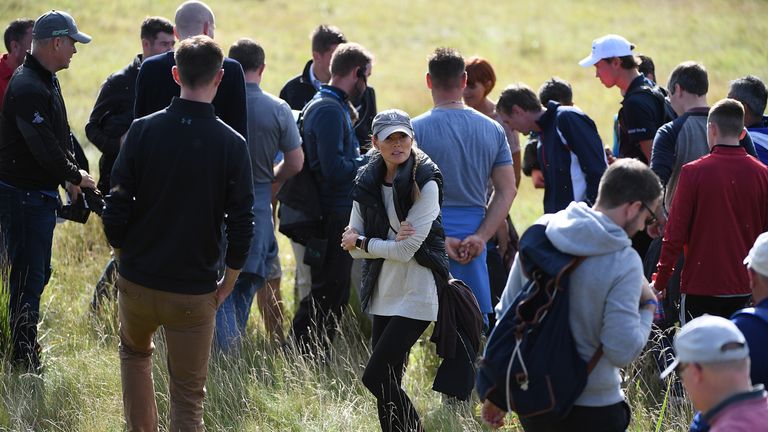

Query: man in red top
[
  {"left": 0, "top": 18, "right": 34, "bottom": 110},
  {"left": 655, "top": 98, "right": 768, "bottom": 323}
]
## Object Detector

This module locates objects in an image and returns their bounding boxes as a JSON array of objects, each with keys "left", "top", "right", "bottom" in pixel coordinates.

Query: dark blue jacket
[
  {"left": 279, "top": 59, "right": 378, "bottom": 151},
  {"left": 732, "top": 298, "right": 768, "bottom": 387},
  {"left": 133, "top": 51, "right": 248, "bottom": 141},
  {"left": 303, "top": 85, "right": 365, "bottom": 214},
  {"left": 536, "top": 101, "right": 607, "bottom": 214}
]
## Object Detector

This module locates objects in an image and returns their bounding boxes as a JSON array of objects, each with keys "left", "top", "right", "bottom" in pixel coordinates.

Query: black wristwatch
[{"left": 355, "top": 236, "right": 366, "bottom": 250}]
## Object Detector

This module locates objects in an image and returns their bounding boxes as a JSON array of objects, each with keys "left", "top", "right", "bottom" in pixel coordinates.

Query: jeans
[
  {"left": 0, "top": 182, "right": 58, "bottom": 369},
  {"left": 117, "top": 276, "right": 217, "bottom": 432},
  {"left": 214, "top": 272, "right": 265, "bottom": 352}
]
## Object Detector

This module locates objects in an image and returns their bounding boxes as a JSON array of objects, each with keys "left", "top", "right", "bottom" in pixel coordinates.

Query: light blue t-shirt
[{"left": 412, "top": 107, "right": 512, "bottom": 208}]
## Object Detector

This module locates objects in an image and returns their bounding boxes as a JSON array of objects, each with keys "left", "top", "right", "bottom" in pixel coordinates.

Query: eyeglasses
[{"left": 641, "top": 202, "right": 658, "bottom": 227}]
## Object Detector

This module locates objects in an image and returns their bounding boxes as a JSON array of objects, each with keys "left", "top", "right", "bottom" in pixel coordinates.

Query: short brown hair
[
  {"left": 497, "top": 83, "right": 542, "bottom": 114},
  {"left": 668, "top": 61, "right": 708, "bottom": 97},
  {"left": 228, "top": 38, "right": 264, "bottom": 72},
  {"left": 465, "top": 56, "right": 496, "bottom": 96},
  {"left": 330, "top": 42, "right": 373, "bottom": 78},
  {"left": 174, "top": 35, "right": 223, "bottom": 89},
  {"left": 709, "top": 98, "right": 745, "bottom": 139},
  {"left": 4, "top": 18, "right": 33, "bottom": 52},
  {"left": 311, "top": 24, "right": 346, "bottom": 54},
  {"left": 601, "top": 55, "right": 639, "bottom": 70},
  {"left": 140, "top": 16, "right": 173, "bottom": 42},
  {"left": 595, "top": 159, "right": 662, "bottom": 209},
  {"left": 428, "top": 47, "right": 465, "bottom": 90}
]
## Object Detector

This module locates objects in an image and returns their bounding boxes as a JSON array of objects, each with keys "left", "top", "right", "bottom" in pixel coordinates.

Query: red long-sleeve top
[{"left": 656, "top": 145, "right": 768, "bottom": 296}]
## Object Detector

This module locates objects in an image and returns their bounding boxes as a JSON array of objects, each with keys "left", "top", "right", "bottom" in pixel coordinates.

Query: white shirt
[{"left": 348, "top": 180, "right": 440, "bottom": 321}]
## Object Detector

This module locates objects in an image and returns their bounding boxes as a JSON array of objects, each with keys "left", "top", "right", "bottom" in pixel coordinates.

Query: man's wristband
[{"left": 640, "top": 299, "right": 658, "bottom": 309}]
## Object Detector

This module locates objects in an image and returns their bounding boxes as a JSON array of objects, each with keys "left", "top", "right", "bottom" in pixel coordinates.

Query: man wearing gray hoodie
[{"left": 483, "top": 159, "right": 661, "bottom": 431}]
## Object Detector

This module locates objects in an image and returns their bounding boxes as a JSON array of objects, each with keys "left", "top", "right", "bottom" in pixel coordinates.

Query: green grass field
[{"left": 0, "top": 0, "right": 766, "bottom": 430}]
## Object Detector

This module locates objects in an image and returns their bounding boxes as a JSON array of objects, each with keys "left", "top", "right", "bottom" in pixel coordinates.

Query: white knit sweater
[{"left": 348, "top": 180, "right": 440, "bottom": 321}]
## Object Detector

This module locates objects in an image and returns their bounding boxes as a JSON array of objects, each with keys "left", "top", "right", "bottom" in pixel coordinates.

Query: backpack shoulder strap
[{"left": 299, "top": 96, "right": 339, "bottom": 136}]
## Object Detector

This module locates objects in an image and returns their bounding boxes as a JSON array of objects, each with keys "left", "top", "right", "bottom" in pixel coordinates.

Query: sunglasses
[{"left": 641, "top": 201, "right": 658, "bottom": 227}]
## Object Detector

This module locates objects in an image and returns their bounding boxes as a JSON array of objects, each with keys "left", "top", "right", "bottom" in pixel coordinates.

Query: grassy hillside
[{"left": 0, "top": 0, "right": 765, "bottom": 430}]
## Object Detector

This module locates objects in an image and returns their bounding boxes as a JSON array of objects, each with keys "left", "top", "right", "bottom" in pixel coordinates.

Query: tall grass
[{"left": 0, "top": 0, "right": 765, "bottom": 430}]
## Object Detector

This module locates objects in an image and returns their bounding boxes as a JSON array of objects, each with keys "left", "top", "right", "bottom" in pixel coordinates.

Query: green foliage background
[{"left": 0, "top": 0, "right": 766, "bottom": 430}]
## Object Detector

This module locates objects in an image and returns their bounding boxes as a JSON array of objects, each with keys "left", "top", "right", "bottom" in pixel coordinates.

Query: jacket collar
[
  {"left": 623, "top": 74, "right": 648, "bottom": 100},
  {"left": 23, "top": 53, "right": 55, "bottom": 85},
  {"left": 300, "top": 60, "right": 314, "bottom": 85},
  {"left": 167, "top": 96, "right": 216, "bottom": 118},
  {"left": 710, "top": 144, "right": 747, "bottom": 155},
  {"left": 535, "top": 101, "right": 560, "bottom": 131},
  {"left": 320, "top": 85, "right": 349, "bottom": 103}
]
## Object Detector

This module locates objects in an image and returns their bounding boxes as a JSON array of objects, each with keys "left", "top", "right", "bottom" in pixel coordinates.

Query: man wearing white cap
[
  {"left": 661, "top": 315, "right": 768, "bottom": 431},
  {"left": 0, "top": 10, "right": 96, "bottom": 371},
  {"left": 732, "top": 232, "right": 768, "bottom": 386},
  {"left": 580, "top": 35, "right": 669, "bottom": 262},
  {"left": 579, "top": 34, "right": 667, "bottom": 166}
]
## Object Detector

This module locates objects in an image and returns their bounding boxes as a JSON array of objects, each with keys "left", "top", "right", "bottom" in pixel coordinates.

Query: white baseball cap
[
  {"left": 578, "top": 34, "right": 634, "bottom": 67},
  {"left": 744, "top": 232, "right": 768, "bottom": 277},
  {"left": 660, "top": 315, "right": 749, "bottom": 379}
]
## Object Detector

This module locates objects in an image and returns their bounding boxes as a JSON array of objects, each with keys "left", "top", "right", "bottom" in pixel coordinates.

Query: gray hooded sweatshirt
[{"left": 496, "top": 202, "right": 654, "bottom": 407}]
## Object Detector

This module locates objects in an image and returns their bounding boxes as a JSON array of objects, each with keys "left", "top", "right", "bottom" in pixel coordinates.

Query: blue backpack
[{"left": 476, "top": 224, "right": 602, "bottom": 420}]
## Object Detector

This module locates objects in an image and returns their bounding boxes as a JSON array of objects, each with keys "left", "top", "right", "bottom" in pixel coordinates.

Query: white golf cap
[
  {"left": 744, "top": 231, "right": 768, "bottom": 277},
  {"left": 660, "top": 315, "right": 749, "bottom": 380},
  {"left": 579, "top": 34, "right": 634, "bottom": 67}
]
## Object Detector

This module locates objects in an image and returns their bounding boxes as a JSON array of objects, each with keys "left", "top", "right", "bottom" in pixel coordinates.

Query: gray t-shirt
[
  {"left": 413, "top": 107, "right": 512, "bottom": 208},
  {"left": 245, "top": 82, "right": 301, "bottom": 183}
]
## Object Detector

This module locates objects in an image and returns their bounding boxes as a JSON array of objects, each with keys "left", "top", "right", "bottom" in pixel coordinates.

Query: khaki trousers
[{"left": 117, "top": 275, "right": 217, "bottom": 432}]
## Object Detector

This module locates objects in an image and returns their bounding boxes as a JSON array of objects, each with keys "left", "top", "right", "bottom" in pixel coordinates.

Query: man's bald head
[{"left": 174, "top": 1, "right": 215, "bottom": 40}]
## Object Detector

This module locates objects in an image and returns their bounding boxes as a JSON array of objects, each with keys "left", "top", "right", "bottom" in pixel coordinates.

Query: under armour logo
[
  {"left": 181, "top": 118, "right": 192, "bottom": 125},
  {"left": 32, "top": 112, "right": 44, "bottom": 124}
]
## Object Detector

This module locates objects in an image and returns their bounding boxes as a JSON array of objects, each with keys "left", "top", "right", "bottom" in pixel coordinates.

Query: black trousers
[
  {"left": 681, "top": 294, "right": 751, "bottom": 324},
  {"left": 363, "top": 315, "right": 429, "bottom": 432},
  {"left": 520, "top": 401, "right": 631, "bottom": 432},
  {"left": 290, "top": 212, "right": 352, "bottom": 356}
]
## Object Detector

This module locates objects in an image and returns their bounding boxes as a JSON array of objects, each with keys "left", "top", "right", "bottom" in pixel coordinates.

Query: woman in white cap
[{"left": 341, "top": 109, "right": 444, "bottom": 432}]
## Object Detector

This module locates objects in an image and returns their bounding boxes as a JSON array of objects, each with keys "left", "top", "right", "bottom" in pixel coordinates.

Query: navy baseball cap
[{"left": 33, "top": 10, "right": 91, "bottom": 43}]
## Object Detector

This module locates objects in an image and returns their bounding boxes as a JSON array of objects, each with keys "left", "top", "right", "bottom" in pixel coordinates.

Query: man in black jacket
[
  {"left": 280, "top": 24, "right": 377, "bottom": 150},
  {"left": 279, "top": 24, "right": 377, "bottom": 314},
  {"left": 0, "top": 10, "right": 96, "bottom": 371},
  {"left": 102, "top": 36, "right": 254, "bottom": 431},
  {"left": 133, "top": 0, "right": 247, "bottom": 141},
  {"left": 86, "top": 16, "right": 173, "bottom": 196},
  {"left": 86, "top": 16, "right": 173, "bottom": 310}
]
